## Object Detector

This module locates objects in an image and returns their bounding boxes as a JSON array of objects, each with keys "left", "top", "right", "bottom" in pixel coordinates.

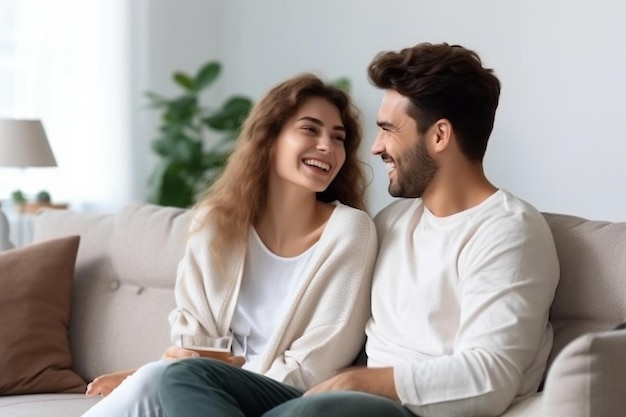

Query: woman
[{"left": 81, "top": 73, "right": 377, "bottom": 417}]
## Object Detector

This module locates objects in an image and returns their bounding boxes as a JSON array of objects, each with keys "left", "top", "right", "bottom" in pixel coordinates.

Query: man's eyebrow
[
  {"left": 376, "top": 120, "right": 395, "bottom": 130},
  {"left": 297, "top": 116, "right": 345, "bottom": 132}
]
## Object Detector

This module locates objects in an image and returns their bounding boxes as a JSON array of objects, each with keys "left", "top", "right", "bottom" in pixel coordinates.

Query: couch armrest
[{"left": 542, "top": 329, "right": 626, "bottom": 417}]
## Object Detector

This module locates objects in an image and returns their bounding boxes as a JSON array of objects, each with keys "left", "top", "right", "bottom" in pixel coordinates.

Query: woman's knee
[
  {"left": 113, "top": 361, "right": 169, "bottom": 398},
  {"left": 124, "top": 361, "right": 169, "bottom": 391},
  {"left": 81, "top": 361, "right": 170, "bottom": 417},
  {"left": 160, "top": 358, "right": 229, "bottom": 390}
]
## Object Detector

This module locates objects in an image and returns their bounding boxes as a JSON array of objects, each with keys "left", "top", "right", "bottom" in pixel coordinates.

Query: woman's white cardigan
[{"left": 168, "top": 202, "right": 377, "bottom": 390}]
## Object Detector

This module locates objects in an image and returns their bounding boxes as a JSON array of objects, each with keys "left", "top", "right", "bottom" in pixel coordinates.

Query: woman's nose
[{"left": 316, "top": 135, "right": 332, "bottom": 152}]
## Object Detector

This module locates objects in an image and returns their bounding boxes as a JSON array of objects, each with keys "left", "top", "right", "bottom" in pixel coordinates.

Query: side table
[{"left": 7, "top": 203, "right": 70, "bottom": 247}]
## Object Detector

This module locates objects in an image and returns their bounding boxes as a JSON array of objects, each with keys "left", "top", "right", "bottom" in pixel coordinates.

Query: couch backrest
[
  {"left": 32, "top": 203, "right": 191, "bottom": 382},
  {"left": 543, "top": 212, "right": 626, "bottom": 367},
  {"left": 32, "top": 205, "right": 625, "bottom": 382}
]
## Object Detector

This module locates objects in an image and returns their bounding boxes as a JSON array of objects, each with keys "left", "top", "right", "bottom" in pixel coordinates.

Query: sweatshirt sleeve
[
  {"left": 261, "top": 209, "right": 378, "bottom": 390},
  {"left": 394, "top": 214, "right": 559, "bottom": 417}
]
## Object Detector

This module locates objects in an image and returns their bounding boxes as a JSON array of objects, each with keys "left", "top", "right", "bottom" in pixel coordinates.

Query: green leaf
[
  {"left": 173, "top": 72, "right": 195, "bottom": 91},
  {"left": 204, "top": 96, "right": 253, "bottom": 131},
  {"left": 202, "top": 150, "right": 230, "bottom": 169},
  {"left": 163, "top": 96, "right": 198, "bottom": 124},
  {"left": 152, "top": 134, "right": 202, "bottom": 164},
  {"left": 160, "top": 174, "right": 194, "bottom": 207},
  {"left": 35, "top": 190, "right": 51, "bottom": 203},
  {"left": 333, "top": 77, "right": 351, "bottom": 93},
  {"left": 147, "top": 160, "right": 196, "bottom": 208},
  {"left": 194, "top": 61, "right": 221, "bottom": 92},
  {"left": 146, "top": 160, "right": 169, "bottom": 204},
  {"left": 11, "top": 189, "right": 26, "bottom": 204},
  {"left": 144, "top": 91, "right": 170, "bottom": 107}
]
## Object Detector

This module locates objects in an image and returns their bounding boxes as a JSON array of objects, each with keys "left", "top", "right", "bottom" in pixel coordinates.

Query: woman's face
[{"left": 270, "top": 97, "right": 347, "bottom": 194}]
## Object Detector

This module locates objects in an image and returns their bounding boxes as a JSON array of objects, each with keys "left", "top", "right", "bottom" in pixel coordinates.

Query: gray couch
[{"left": 0, "top": 203, "right": 624, "bottom": 417}]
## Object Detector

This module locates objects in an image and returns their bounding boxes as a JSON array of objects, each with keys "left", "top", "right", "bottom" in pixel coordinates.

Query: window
[{"left": 0, "top": 0, "right": 132, "bottom": 213}]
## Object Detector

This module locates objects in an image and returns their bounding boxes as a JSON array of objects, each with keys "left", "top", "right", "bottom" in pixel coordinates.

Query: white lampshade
[{"left": 0, "top": 119, "right": 57, "bottom": 167}]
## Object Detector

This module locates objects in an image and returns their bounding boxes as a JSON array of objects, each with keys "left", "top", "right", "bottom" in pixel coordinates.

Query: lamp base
[{"left": 0, "top": 206, "right": 15, "bottom": 251}]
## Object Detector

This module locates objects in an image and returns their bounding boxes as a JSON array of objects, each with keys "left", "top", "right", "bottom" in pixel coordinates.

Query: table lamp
[{"left": 0, "top": 119, "right": 57, "bottom": 250}]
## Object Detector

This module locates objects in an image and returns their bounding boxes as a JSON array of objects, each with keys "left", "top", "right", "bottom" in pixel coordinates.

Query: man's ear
[{"left": 431, "top": 119, "right": 452, "bottom": 153}]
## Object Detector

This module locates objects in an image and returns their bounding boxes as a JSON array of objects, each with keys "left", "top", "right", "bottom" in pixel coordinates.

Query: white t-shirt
[
  {"left": 230, "top": 228, "right": 316, "bottom": 372},
  {"left": 366, "top": 190, "right": 560, "bottom": 417}
]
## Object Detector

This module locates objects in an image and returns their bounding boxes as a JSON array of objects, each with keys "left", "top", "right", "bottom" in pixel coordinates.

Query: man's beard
[{"left": 389, "top": 139, "right": 437, "bottom": 198}]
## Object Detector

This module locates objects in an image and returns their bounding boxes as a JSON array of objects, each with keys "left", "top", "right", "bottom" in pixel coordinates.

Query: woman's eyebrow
[{"left": 297, "top": 116, "right": 345, "bottom": 132}]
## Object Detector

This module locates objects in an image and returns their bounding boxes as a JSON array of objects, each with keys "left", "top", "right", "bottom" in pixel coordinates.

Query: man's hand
[{"left": 304, "top": 367, "right": 399, "bottom": 400}]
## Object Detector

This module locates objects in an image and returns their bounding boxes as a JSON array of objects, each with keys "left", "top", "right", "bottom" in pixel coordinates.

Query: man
[{"left": 158, "top": 42, "right": 560, "bottom": 417}]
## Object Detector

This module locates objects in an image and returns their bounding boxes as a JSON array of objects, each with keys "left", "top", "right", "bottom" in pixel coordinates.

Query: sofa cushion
[
  {"left": 32, "top": 209, "right": 116, "bottom": 382},
  {"left": 543, "top": 213, "right": 626, "bottom": 365},
  {"left": 542, "top": 329, "right": 626, "bottom": 416},
  {"left": 497, "top": 393, "right": 542, "bottom": 416},
  {"left": 0, "top": 236, "right": 86, "bottom": 395},
  {"left": 110, "top": 202, "right": 191, "bottom": 288},
  {"left": 0, "top": 393, "right": 99, "bottom": 417},
  {"left": 32, "top": 203, "right": 191, "bottom": 382}
]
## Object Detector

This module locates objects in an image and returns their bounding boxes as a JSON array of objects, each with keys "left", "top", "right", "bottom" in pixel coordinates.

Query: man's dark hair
[{"left": 368, "top": 42, "right": 501, "bottom": 162}]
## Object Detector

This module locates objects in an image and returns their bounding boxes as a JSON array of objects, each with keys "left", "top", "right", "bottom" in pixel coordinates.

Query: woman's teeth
[{"left": 304, "top": 159, "right": 330, "bottom": 172}]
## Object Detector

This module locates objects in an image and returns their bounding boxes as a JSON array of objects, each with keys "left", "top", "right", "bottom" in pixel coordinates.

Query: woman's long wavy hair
[{"left": 193, "top": 73, "right": 367, "bottom": 266}]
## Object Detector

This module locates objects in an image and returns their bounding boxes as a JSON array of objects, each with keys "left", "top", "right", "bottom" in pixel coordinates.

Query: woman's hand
[
  {"left": 162, "top": 345, "right": 246, "bottom": 367},
  {"left": 85, "top": 370, "right": 134, "bottom": 397},
  {"left": 161, "top": 345, "right": 200, "bottom": 360},
  {"left": 227, "top": 356, "right": 246, "bottom": 367}
]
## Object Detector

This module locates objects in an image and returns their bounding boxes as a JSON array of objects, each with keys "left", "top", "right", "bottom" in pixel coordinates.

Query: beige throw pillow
[{"left": 0, "top": 236, "right": 86, "bottom": 395}]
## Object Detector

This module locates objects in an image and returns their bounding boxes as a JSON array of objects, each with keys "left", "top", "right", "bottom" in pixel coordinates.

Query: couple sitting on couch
[{"left": 82, "top": 42, "right": 559, "bottom": 417}]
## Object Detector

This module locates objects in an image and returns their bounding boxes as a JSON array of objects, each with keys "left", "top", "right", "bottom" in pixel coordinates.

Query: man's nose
[{"left": 371, "top": 132, "right": 384, "bottom": 155}]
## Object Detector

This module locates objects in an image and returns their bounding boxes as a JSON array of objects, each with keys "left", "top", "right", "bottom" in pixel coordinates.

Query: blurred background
[{"left": 1, "top": 0, "right": 624, "bottom": 221}]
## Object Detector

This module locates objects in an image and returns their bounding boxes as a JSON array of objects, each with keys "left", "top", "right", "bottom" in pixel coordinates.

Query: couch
[{"left": 0, "top": 202, "right": 624, "bottom": 417}]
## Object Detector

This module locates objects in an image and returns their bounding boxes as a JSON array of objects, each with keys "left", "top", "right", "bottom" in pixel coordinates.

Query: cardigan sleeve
[
  {"left": 260, "top": 207, "right": 378, "bottom": 390},
  {"left": 168, "top": 217, "right": 242, "bottom": 343}
]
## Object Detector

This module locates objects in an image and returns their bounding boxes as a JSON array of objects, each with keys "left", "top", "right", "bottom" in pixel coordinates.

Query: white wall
[
  {"left": 128, "top": 0, "right": 222, "bottom": 204},
  {"left": 135, "top": 0, "right": 626, "bottom": 220}
]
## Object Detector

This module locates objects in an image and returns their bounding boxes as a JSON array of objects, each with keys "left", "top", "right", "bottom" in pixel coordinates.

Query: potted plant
[
  {"left": 146, "top": 61, "right": 253, "bottom": 208},
  {"left": 10, "top": 189, "right": 68, "bottom": 213}
]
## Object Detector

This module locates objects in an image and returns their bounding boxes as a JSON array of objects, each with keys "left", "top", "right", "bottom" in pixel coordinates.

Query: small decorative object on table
[{"left": 13, "top": 189, "right": 68, "bottom": 214}]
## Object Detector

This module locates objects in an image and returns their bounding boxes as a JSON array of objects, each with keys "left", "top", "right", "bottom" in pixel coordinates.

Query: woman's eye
[
  {"left": 302, "top": 126, "right": 317, "bottom": 134},
  {"left": 333, "top": 135, "right": 346, "bottom": 142}
]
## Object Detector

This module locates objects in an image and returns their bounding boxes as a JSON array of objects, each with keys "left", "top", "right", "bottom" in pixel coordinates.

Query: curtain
[{"left": 0, "top": 0, "right": 133, "bottom": 213}]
